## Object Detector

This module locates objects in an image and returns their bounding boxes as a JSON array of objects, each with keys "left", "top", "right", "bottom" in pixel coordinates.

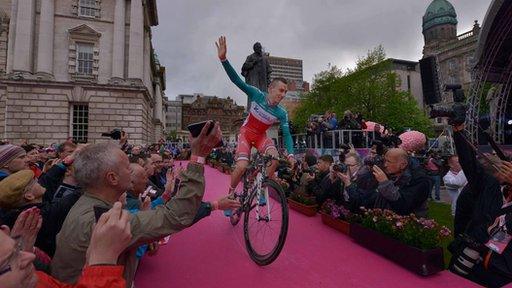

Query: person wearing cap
[
  {"left": 0, "top": 144, "right": 28, "bottom": 181},
  {"left": 0, "top": 202, "right": 131, "bottom": 288},
  {"left": 0, "top": 170, "right": 81, "bottom": 257}
]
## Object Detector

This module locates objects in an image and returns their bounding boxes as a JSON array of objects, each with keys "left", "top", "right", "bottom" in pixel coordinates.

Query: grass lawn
[{"left": 427, "top": 200, "right": 454, "bottom": 267}]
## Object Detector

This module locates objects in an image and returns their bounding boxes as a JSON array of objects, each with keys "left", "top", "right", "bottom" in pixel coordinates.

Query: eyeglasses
[{"left": 0, "top": 236, "right": 23, "bottom": 276}]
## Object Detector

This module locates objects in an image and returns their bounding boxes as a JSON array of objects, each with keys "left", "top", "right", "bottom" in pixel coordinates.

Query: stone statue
[{"left": 241, "top": 42, "right": 272, "bottom": 109}]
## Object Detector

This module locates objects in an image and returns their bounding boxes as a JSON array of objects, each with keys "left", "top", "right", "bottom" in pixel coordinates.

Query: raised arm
[
  {"left": 216, "top": 36, "right": 261, "bottom": 100},
  {"left": 278, "top": 109, "right": 295, "bottom": 156}
]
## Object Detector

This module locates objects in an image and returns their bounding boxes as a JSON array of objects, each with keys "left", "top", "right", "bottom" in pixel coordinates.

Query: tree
[
  {"left": 166, "top": 130, "right": 177, "bottom": 141},
  {"left": 293, "top": 46, "right": 433, "bottom": 136}
]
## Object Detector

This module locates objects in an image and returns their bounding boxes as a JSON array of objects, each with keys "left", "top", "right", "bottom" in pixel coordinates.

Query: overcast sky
[{"left": 153, "top": 0, "right": 490, "bottom": 106}]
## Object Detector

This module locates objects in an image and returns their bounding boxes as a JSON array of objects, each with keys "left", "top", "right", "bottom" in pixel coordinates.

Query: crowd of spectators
[{"left": 0, "top": 121, "right": 240, "bottom": 287}]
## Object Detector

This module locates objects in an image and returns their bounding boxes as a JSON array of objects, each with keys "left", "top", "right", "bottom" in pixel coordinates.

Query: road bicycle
[{"left": 229, "top": 153, "right": 289, "bottom": 266}]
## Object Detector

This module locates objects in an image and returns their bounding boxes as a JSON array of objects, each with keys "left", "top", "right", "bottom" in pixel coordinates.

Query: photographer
[
  {"left": 300, "top": 155, "right": 343, "bottom": 206},
  {"left": 346, "top": 148, "right": 431, "bottom": 217},
  {"left": 449, "top": 123, "right": 510, "bottom": 287}
]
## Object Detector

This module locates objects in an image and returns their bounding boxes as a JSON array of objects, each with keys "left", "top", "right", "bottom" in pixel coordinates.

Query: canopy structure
[{"left": 466, "top": 0, "right": 512, "bottom": 144}]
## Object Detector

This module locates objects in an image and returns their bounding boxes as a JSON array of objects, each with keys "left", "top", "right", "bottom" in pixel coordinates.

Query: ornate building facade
[
  {"left": 180, "top": 95, "right": 245, "bottom": 142},
  {"left": 0, "top": 0, "right": 166, "bottom": 145},
  {"left": 422, "top": 0, "right": 480, "bottom": 99}
]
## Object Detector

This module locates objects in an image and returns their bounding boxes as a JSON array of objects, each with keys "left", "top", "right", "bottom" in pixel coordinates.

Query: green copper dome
[{"left": 422, "top": 0, "right": 458, "bottom": 32}]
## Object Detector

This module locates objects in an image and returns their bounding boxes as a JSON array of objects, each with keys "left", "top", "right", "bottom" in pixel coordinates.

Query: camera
[
  {"left": 101, "top": 128, "right": 122, "bottom": 140},
  {"left": 429, "top": 84, "right": 467, "bottom": 126},
  {"left": 364, "top": 155, "right": 384, "bottom": 168},
  {"left": 332, "top": 163, "right": 348, "bottom": 173}
]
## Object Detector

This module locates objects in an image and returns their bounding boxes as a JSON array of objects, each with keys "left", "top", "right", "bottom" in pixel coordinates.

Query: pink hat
[{"left": 399, "top": 131, "right": 427, "bottom": 153}]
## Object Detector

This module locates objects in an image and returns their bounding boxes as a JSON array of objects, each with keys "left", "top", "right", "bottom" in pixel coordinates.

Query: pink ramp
[{"left": 135, "top": 162, "right": 480, "bottom": 288}]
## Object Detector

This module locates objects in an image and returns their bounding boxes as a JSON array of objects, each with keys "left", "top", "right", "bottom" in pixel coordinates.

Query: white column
[
  {"left": 128, "top": 0, "right": 143, "bottom": 79},
  {"left": 154, "top": 82, "right": 163, "bottom": 122},
  {"left": 36, "top": 0, "right": 54, "bottom": 75},
  {"left": 6, "top": 0, "right": 18, "bottom": 73},
  {"left": 12, "top": 0, "right": 35, "bottom": 73},
  {"left": 111, "top": 0, "right": 125, "bottom": 79}
]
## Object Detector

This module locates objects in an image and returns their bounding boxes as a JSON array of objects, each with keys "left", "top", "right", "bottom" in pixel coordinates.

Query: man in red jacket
[{"left": 0, "top": 202, "right": 130, "bottom": 288}]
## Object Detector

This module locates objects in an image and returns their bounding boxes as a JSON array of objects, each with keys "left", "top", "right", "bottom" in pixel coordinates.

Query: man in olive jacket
[{"left": 51, "top": 121, "right": 222, "bottom": 287}]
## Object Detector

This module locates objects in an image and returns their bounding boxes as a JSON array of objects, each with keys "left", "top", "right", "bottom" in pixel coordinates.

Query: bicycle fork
[{"left": 255, "top": 173, "right": 271, "bottom": 222}]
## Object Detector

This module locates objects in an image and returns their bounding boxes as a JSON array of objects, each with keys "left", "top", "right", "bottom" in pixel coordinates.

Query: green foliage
[
  {"left": 294, "top": 46, "right": 433, "bottom": 136},
  {"left": 166, "top": 130, "right": 177, "bottom": 141},
  {"left": 355, "top": 208, "right": 452, "bottom": 250},
  {"left": 289, "top": 192, "right": 317, "bottom": 206}
]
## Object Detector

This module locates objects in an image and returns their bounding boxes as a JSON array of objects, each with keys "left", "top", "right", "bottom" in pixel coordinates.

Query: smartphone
[
  {"left": 172, "top": 178, "right": 181, "bottom": 196},
  {"left": 186, "top": 121, "right": 223, "bottom": 147},
  {"left": 187, "top": 121, "right": 214, "bottom": 138},
  {"left": 93, "top": 205, "right": 110, "bottom": 222}
]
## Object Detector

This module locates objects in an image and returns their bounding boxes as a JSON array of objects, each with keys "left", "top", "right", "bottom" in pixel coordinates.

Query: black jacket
[
  {"left": 347, "top": 160, "right": 432, "bottom": 217},
  {"left": 39, "top": 163, "right": 67, "bottom": 203},
  {"left": 0, "top": 190, "right": 81, "bottom": 257},
  {"left": 452, "top": 130, "right": 503, "bottom": 243}
]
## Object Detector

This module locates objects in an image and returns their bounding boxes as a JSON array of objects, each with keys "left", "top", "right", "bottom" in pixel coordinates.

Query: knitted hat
[
  {"left": 0, "top": 170, "right": 34, "bottom": 209},
  {"left": 0, "top": 144, "right": 26, "bottom": 168}
]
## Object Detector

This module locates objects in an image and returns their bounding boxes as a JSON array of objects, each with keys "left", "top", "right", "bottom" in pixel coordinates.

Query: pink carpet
[{"left": 135, "top": 162, "right": 480, "bottom": 288}]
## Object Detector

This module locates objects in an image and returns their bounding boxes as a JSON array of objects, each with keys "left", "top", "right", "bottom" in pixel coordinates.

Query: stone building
[
  {"left": 389, "top": 59, "right": 424, "bottom": 108},
  {"left": 180, "top": 95, "right": 245, "bottom": 142},
  {"left": 0, "top": 0, "right": 166, "bottom": 145},
  {"left": 422, "top": 0, "right": 480, "bottom": 98}
]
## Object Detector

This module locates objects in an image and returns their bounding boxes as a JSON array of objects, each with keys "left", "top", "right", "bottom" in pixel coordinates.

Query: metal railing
[{"left": 278, "top": 129, "right": 377, "bottom": 151}]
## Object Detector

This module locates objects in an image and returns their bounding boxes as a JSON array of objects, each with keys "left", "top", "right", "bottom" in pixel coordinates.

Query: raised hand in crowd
[
  {"left": 215, "top": 194, "right": 241, "bottom": 211},
  {"left": 140, "top": 194, "right": 151, "bottom": 211},
  {"left": 86, "top": 202, "right": 131, "bottom": 266},
  {"left": 372, "top": 165, "right": 388, "bottom": 183},
  {"left": 189, "top": 121, "right": 222, "bottom": 158},
  {"left": 9, "top": 207, "right": 43, "bottom": 252},
  {"left": 335, "top": 171, "right": 352, "bottom": 187},
  {"left": 498, "top": 161, "right": 512, "bottom": 185}
]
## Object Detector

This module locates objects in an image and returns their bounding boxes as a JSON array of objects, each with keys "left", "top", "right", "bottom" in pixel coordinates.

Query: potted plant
[
  {"left": 350, "top": 208, "right": 451, "bottom": 276},
  {"left": 287, "top": 192, "right": 317, "bottom": 217},
  {"left": 320, "top": 200, "right": 351, "bottom": 235}
]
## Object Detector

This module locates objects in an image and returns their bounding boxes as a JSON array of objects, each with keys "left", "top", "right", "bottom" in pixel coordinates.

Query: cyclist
[{"left": 215, "top": 36, "right": 295, "bottom": 216}]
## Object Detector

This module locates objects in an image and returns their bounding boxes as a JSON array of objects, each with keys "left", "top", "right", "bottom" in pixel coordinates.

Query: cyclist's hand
[
  {"left": 215, "top": 36, "right": 227, "bottom": 61},
  {"left": 216, "top": 195, "right": 241, "bottom": 211}
]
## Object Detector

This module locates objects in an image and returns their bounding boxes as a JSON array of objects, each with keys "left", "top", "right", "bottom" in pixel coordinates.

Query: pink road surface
[{"left": 135, "top": 161, "right": 481, "bottom": 288}]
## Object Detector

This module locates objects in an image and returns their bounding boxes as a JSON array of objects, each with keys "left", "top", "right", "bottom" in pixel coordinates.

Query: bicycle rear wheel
[{"left": 243, "top": 179, "right": 289, "bottom": 266}]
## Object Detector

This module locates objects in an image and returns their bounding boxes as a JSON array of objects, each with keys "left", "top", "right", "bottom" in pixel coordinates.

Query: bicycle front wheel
[{"left": 243, "top": 179, "right": 289, "bottom": 266}]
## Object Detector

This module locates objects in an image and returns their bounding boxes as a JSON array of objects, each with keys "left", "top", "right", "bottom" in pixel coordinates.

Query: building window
[
  {"left": 407, "top": 75, "right": 411, "bottom": 92},
  {"left": 76, "top": 43, "right": 94, "bottom": 75},
  {"left": 78, "top": 0, "right": 98, "bottom": 17},
  {"left": 71, "top": 104, "right": 89, "bottom": 143}
]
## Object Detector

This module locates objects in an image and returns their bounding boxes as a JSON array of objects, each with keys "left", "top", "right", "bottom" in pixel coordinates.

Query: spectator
[
  {"left": 0, "top": 202, "right": 131, "bottom": 288},
  {"left": 56, "top": 142, "right": 76, "bottom": 160},
  {"left": 0, "top": 144, "right": 28, "bottom": 181},
  {"left": 347, "top": 148, "right": 432, "bottom": 217},
  {"left": 300, "top": 155, "right": 343, "bottom": 206},
  {"left": 149, "top": 154, "right": 165, "bottom": 191},
  {"left": 443, "top": 155, "right": 467, "bottom": 216},
  {"left": 50, "top": 121, "right": 223, "bottom": 286},
  {"left": 0, "top": 169, "right": 81, "bottom": 257},
  {"left": 425, "top": 151, "right": 443, "bottom": 201}
]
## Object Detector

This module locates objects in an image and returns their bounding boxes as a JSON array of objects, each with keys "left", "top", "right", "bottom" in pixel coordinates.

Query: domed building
[{"left": 422, "top": 0, "right": 480, "bottom": 98}]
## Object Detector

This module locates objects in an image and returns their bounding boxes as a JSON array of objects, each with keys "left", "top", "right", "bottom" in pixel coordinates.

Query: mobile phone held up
[
  {"left": 186, "top": 121, "right": 223, "bottom": 147},
  {"left": 93, "top": 205, "right": 110, "bottom": 222}
]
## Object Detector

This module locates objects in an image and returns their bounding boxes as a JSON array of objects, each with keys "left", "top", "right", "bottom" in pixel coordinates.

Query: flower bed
[
  {"left": 350, "top": 223, "right": 444, "bottom": 276},
  {"left": 320, "top": 212, "right": 350, "bottom": 235},
  {"left": 320, "top": 200, "right": 352, "bottom": 235},
  {"left": 350, "top": 208, "right": 450, "bottom": 276},
  {"left": 287, "top": 192, "right": 317, "bottom": 216}
]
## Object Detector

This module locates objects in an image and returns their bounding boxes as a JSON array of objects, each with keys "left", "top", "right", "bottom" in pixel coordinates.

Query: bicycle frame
[{"left": 238, "top": 154, "right": 274, "bottom": 221}]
